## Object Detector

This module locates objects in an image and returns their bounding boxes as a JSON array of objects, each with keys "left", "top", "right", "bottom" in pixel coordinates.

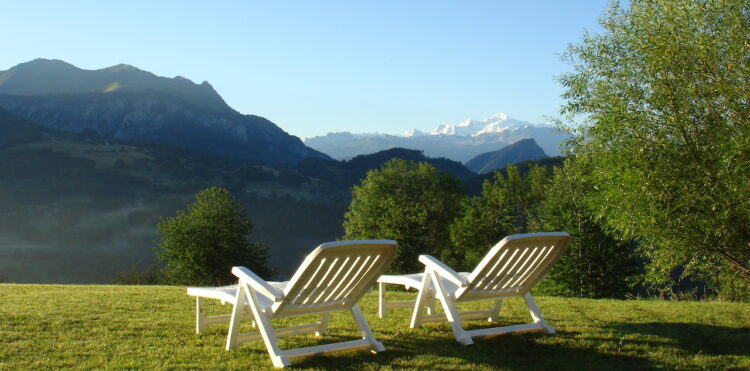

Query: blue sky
[{"left": 2, "top": 1, "right": 610, "bottom": 139}]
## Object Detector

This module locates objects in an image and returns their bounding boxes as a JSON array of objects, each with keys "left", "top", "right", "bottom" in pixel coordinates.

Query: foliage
[
  {"left": 2, "top": 283, "right": 750, "bottom": 369},
  {"left": 343, "top": 159, "right": 464, "bottom": 273},
  {"left": 111, "top": 264, "right": 163, "bottom": 285},
  {"left": 155, "top": 187, "right": 273, "bottom": 285},
  {"left": 559, "top": 0, "right": 750, "bottom": 290},
  {"left": 532, "top": 160, "right": 642, "bottom": 298},
  {"left": 449, "top": 165, "right": 548, "bottom": 269}
]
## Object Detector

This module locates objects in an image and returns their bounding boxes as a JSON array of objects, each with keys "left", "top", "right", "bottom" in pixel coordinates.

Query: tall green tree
[
  {"left": 559, "top": 0, "right": 750, "bottom": 293},
  {"left": 532, "top": 160, "right": 642, "bottom": 298},
  {"left": 450, "top": 165, "right": 549, "bottom": 270},
  {"left": 156, "top": 187, "right": 273, "bottom": 285},
  {"left": 343, "top": 159, "right": 464, "bottom": 273}
]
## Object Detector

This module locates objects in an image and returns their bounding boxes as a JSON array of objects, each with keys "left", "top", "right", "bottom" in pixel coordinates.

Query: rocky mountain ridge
[{"left": 0, "top": 59, "right": 329, "bottom": 164}]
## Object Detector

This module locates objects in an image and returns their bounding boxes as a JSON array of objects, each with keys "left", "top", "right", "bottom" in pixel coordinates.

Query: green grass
[{"left": 1, "top": 284, "right": 748, "bottom": 370}]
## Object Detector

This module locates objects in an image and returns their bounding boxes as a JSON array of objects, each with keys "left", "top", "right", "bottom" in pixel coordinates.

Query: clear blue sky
[{"left": 2, "top": 1, "right": 610, "bottom": 139}]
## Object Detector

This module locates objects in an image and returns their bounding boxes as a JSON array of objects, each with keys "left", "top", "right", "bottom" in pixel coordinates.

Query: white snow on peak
[
  {"left": 397, "top": 128, "right": 426, "bottom": 137},
  {"left": 483, "top": 112, "right": 508, "bottom": 122},
  {"left": 430, "top": 112, "right": 534, "bottom": 137}
]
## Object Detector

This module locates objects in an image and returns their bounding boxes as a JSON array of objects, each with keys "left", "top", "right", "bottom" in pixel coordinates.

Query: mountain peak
[
  {"left": 430, "top": 112, "right": 527, "bottom": 137},
  {"left": 101, "top": 63, "right": 140, "bottom": 72},
  {"left": 485, "top": 112, "right": 508, "bottom": 122},
  {"left": 466, "top": 138, "right": 549, "bottom": 174},
  {"left": 10, "top": 58, "right": 79, "bottom": 72},
  {"left": 397, "top": 128, "right": 426, "bottom": 137},
  {"left": 0, "top": 59, "right": 229, "bottom": 111}
]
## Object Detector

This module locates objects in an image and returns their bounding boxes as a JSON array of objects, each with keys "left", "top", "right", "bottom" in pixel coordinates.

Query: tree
[
  {"left": 559, "top": 0, "right": 750, "bottom": 293},
  {"left": 155, "top": 187, "right": 274, "bottom": 285},
  {"left": 449, "top": 165, "right": 549, "bottom": 270},
  {"left": 343, "top": 159, "right": 464, "bottom": 273},
  {"left": 532, "top": 160, "right": 642, "bottom": 298}
]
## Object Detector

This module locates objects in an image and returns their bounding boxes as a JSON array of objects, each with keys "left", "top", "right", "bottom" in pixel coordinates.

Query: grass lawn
[{"left": 1, "top": 284, "right": 748, "bottom": 370}]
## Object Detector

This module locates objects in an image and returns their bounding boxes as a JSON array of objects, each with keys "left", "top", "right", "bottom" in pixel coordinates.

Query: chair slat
[
  {"left": 486, "top": 247, "right": 531, "bottom": 291},
  {"left": 323, "top": 255, "right": 367, "bottom": 302},
  {"left": 327, "top": 255, "right": 370, "bottom": 301},
  {"left": 473, "top": 248, "right": 509, "bottom": 291},
  {"left": 497, "top": 246, "right": 545, "bottom": 290},
  {"left": 294, "top": 257, "right": 336, "bottom": 305},
  {"left": 515, "top": 243, "right": 565, "bottom": 289},
  {"left": 477, "top": 247, "right": 520, "bottom": 292},
  {"left": 337, "top": 255, "right": 383, "bottom": 302},
  {"left": 501, "top": 246, "right": 549, "bottom": 289},
  {"left": 311, "top": 255, "right": 357, "bottom": 304}
]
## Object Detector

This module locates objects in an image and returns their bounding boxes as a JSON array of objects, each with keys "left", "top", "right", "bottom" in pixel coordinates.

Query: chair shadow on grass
[
  {"left": 608, "top": 322, "right": 750, "bottom": 357},
  {"left": 289, "top": 328, "right": 654, "bottom": 371}
]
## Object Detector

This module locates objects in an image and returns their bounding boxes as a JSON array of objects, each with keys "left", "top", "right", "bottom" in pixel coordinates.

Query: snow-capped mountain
[{"left": 305, "top": 113, "right": 570, "bottom": 163}]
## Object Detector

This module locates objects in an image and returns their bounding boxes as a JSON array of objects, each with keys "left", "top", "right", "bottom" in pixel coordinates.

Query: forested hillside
[{"left": 0, "top": 109, "right": 346, "bottom": 282}]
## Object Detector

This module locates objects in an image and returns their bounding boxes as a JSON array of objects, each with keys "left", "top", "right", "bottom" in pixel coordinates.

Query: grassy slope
[{"left": 1, "top": 284, "right": 748, "bottom": 370}]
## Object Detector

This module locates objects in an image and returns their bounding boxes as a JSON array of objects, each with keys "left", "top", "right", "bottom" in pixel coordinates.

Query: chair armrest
[
  {"left": 231, "top": 266, "right": 284, "bottom": 302},
  {"left": 418, "top": 255, "right": 468, "bottom": 287}
]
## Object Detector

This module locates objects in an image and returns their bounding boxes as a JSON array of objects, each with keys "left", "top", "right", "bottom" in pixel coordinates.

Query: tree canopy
[
  {"left": 450, "top": 165, "right": 547, "bottom": 270},
  {"left": 559, "top": 0, "right": 750, "bottom": 290},
  {"left": 532, "top": 160, "right": 642, "bottom": 298},
  {"left": 343, "top": 159, "right": 464, "bottom": 273},
  {"left": 155, "top": 187, "right": 273, "bottom": 285}
]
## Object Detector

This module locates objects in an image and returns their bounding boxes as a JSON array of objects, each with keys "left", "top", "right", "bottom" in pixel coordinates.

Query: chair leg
[
  {"left": 378, "top": 282, "right": 387, "bottom": 318},
  {"left": 196, "top": 297, "right": 206, "bottom": 334},
  {"left": 523, "top": 292, "right": 554, "bottom": 334},
  {"left": 426, "top": 290, "right": 436, "bottom": 315},
  {"left": 430, "top": 270, "right": 472, "bottom": 346},
  {"left": 410, "top": 272, "right": 432, "bottom": 328},
  {"left": 316, "top": 312, "right": 330, "bottom": 336},
  {"left": 235, "top": 284, "right": 290, "bottom": 367},
  {"left": 351, "top": 304, "right": 385, "bottom": 352},
  {"left": 226, "top": 286, "right": 245, "bottom": 350},
  {"left": 488, "top": 299, "right": 503, "bottom": 322}
]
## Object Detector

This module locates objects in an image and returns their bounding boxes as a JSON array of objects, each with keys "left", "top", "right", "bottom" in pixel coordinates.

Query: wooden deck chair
[
  {"left": 377, "top": 232, "right": 570, "bottom": 345},
  {"left": 187, "top": 240, "right": 397, "bottom": 368}
]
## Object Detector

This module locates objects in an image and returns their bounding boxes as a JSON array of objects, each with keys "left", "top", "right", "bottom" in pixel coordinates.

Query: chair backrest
[
  {"left": 272, "top": 240, "right": 398, "bottom": 315},
  {"left": 456, "top": 232, "right": 570, "bottom": 301}
]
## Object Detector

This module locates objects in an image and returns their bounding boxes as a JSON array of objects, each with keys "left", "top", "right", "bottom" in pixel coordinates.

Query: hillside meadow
[{"left": 1, "top": 284, "right": 748, "bottom": 370}]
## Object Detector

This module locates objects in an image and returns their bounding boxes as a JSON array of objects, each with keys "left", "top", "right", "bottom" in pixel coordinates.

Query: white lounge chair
[
  {"left": 377, "top": 232, "right": 570, "bottom": 345},
  {"left": 187, "top": 240, "right": 398, "bottom": 368}
]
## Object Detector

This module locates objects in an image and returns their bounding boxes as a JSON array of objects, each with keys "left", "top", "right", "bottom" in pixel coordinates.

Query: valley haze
[{"left": 0, "top": 58, "right": 565, "bottom": 283}]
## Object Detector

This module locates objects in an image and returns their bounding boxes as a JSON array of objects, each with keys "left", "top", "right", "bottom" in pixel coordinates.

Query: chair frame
[
  {"left": 378, "top": 232, "right": 570, "bottom": 345},
  {"left": 188, "top": 240, "right": 398, "bottom": 368}
]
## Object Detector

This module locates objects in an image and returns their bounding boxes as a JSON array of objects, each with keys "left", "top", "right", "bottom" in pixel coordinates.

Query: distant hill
[
  {"left": 345, "top": 148, "right": 476, "bottom": 179},
  {"left": 0, "top": 59, "right": 329, "bottom": 164},
  {"left": 296, "top": 147, "right": 476, "bottom": 196},
  {"left": 465, "top": 138, "right": 548, "bottom": 174},
  {"left": 0, "top": 108, "right": 346, "bottom": 282}
]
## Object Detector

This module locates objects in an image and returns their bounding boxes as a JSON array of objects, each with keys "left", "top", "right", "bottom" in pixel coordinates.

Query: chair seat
[
  {"left": 378, "top": 272, "right": 471, "bottom": 293},
  {"left": 187, "top": 281, "right": 289, "bottom": 308}
]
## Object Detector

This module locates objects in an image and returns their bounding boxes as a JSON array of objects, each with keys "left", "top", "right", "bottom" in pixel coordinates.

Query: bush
[
  {"left": 111, "top": 265, "right": 162, "bottom": 285},
  {"left": 155, "top": 187, "right": 274, "bottom": 285}
]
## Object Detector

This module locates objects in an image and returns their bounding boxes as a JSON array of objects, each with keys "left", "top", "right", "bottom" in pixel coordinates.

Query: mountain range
[
  {"left": 305, "top": 112, "right": 570, "bottom": 163},
  {"left": 0, "top": 59, "right": 328, "bottom": 164}
]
